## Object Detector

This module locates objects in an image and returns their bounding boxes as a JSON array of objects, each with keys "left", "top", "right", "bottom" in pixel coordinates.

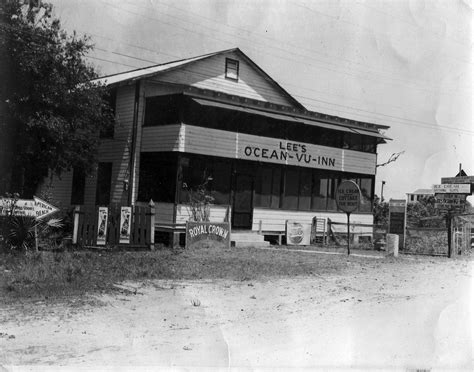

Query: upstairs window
[
  {"left": 225, "top": 58, "right": 239, "bottom": 81},
  {"left": 144, "top": 94, "right": 182, "bottom": 126}
]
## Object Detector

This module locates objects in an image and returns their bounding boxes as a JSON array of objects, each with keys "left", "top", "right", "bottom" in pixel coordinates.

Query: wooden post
[
  {"left": 346, "top": 212, "right": 351, "bottom": 255},
  {"left": 447, "top": 210, "right": 452, "bottom": 258},
  {"left": 72, "top": 205, "right": 80, "bottom": 245},
  {"left": 149, "top": 199, "right": 155, "bottom": 250},
  {"left": 34, "top": 223, "right": 39, "bottom": 252}
]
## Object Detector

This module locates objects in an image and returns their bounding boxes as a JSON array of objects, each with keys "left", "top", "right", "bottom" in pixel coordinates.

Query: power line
[
  {"left": 2, "top": 16, "right": 472, "bottom": 136},
  {"left": 89, "top": 46, "right": 474, "bottom": 136},
  {"left": 101, "top": 0, "right": 473, "bottom": 96}
]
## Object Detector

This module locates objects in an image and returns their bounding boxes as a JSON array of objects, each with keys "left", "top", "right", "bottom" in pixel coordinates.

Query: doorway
[{"left": 232, "top": 173, "right": 253, "bottom": 230}]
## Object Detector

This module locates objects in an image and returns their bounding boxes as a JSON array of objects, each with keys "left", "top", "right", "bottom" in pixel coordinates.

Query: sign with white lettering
[
  {"left": 186, "top": 221, "right": 231, "bottom": 249},
  {"left": 286, "top": 221, "right": 311, "bottom": 246},
  {"left": 0, "top": 196, "right": 59, "bottom": 219},
  {"left": 441, "top": 176, "right": 474, "bottom": 184},
  {"left": 434, "top": 184, "right": 471, "bottom": 194},
  {"left": 435, "top": 194, "right": 467, "bottom": 210},
  {"left": 336, "top": 180, "right": 361, "bottom": 213}
]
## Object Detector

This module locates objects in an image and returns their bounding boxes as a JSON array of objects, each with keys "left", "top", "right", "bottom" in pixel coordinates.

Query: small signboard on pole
[
  {"left": 0, "top": 196, "right": 59, "bottom": 219},
  {"left": 433, "top": 184, "right": 471, "bottom": 194},
  {"left": 336, "top": 180, "right": 361, "bottom": 255}
]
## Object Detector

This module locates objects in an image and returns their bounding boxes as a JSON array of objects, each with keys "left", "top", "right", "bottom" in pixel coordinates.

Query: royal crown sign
[{"left": 0, "top": 196, "right": 59, "bottom": 220}]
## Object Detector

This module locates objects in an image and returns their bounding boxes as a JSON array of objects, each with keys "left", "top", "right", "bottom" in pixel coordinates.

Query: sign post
[
  {"left": 437, "top": 168, "right": 474, "bottom": 257},
  {"left": 336, "top": 180, "right": 361, "bottom": 255},
  {"left": 0, "top": 196, "right": 59, "bottom": 251}
]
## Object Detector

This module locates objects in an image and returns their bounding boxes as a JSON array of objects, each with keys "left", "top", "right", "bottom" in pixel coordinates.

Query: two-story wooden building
[{"left": 45, "top": 48, "right": 390, "bottom": 243}]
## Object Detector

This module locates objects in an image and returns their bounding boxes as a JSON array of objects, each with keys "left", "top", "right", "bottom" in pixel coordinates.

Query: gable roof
[
  {"left": 408, "top": 188, "right": 434, "bottom": 195},
  {"left": 92, "top": 47, "right": 390, "bottom": 135},
  {"left": 92, "top": 48, "right": 304, "bottom": 109}
]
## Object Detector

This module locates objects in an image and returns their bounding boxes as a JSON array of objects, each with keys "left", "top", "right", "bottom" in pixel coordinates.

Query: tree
[
  {"left": 406, "top": 196, "right": 445, "bottom": 228},
  {"left": 372, "top": 195, "right": 388, "bottom": 228},
  {"left": 376, "top": 151, "right": 404, "bottom": 168},
  {"left": 0, "top": 0, "right": 114, "bottom": 197}
]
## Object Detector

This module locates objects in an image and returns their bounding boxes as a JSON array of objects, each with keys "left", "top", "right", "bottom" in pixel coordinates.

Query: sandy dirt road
[{"left": 1, "top": 252, "right": 472, "bottom": 370}]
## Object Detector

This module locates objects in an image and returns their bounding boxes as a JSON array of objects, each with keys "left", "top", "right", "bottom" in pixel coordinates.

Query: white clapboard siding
[
  {"left": 97, "top": 84, "right": 137, "bottom": 205},
  {"left": 154, "top": 202, "right": 175, "bottom": 224},
  {"left": 141, "top": 125, "right": 184, "bottom": 152},
  {"left": 141, "top": 124, "right": 376, "bottom": 175},
  {"left": 252, "top": 208, "right": 374, "bottom": 233},
  {"left": 130, "top": 84, "right": 146, "bottom": 204},
  {"left": 183, "top": 124, "right": 237, "bottom": 158},
  {"left": 153, "top": 51, "right": 296, "bottom": 107},
  {"left": 175, "top": 204, "right": 230, "bottom": 224}
]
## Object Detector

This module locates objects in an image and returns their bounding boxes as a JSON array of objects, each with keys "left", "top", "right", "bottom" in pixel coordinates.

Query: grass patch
[{"left": 0, "top": 246, "right": 412, "bottom": 301}]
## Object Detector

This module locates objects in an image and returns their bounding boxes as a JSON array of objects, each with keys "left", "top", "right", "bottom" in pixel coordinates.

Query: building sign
[
  {"left": 143, "top": 125, "right": 376, "bottom": 175},
  {"left": 435, "top": 194, "right": 467, "bottom": 211},
  {"left": 96, "top": 207, "right": 109, "bottom": 246},
  {"left": 336, "top": 180, "right": 361, "bottom": 213},
  {"left": 433, "top": 184, "right": 471, "bottom": 194},
  {"left": 286, "top": 221, "right": 311, "bottom": 245},
  {"left": 241, "top": 141, "right": 337, "bottom": 168},
  {"left": 0, "top": 196, "right": 59, "bottom": 219},
  {"left": 441, "top": 176, "right": 474, "bottom": 184},
  {"left": 186, "top": 221, "right": 231, "bottom": 249},
  {"left": 119, "top": 207, "right": 132, "bottom": 244}
]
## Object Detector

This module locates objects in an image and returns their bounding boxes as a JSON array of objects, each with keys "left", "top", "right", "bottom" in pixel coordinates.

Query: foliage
[
  {"left": 373, "top": 195, "right": 448, "bottom": 229},
  {"left": 0, "top": 1, "right": 114, "bottom": 196},
  {"left": 183, "top": 174, "right": 214, "bottom": 222},
  {"left": 372, "top": 195, "right": 389, "bottom": 228},
  {"left": 0, "top": 193, "right": 64, "bottom": 252},
  {"left": 376, "top": 151, "right": 404, "bottom": 168},
  {"left": 406, "top": 196, "right": 445, "bottom": 228}
]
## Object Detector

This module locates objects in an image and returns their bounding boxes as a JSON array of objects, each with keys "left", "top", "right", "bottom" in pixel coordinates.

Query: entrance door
[{"left": 232, "top": 173, "right": 253, "bottom": 230}]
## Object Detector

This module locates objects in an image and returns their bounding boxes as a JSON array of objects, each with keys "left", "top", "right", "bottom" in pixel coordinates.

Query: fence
[
  {"left": 72, "top": 203, "right": 155, "bottom": 249},
  {"left": 404, "top": 228, "right": 447, "bottom": 255}
]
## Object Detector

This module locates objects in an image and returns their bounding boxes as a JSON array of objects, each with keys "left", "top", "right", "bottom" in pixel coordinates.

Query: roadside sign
[
  {"left": 441, "top": 176, "right": 474, "bottom": 184},
  {"left": 435, "top": 194, "right": 466, "bottom": 209},
  {"left": 186, "top": 221, "right": 231, "bottom": 249},
  {"left": 336, "top": 180, "right": 361, "bottom": 213},
  {"left": 336, "top": 180, "right": 361, "bottom": 255},
  {"left": 433, "top": 184, "right": 471, "bottom": 194},
  {"left": 0, "top": 196, "right": 59, "bottom": 219},
  {"left": 286, "top": 221, "right": 311, "bottom": 246},
  {"left": 34, "top": 196, "right": 59, "bottom": 220}
]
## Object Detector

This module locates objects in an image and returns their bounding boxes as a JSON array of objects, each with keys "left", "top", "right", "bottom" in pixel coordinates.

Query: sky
[{"left": 50, "top": 0, "right": 473, "bottom": 201}]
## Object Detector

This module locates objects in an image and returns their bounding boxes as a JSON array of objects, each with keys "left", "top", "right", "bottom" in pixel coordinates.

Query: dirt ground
[{"left": 1, "top": 251, "right": 472, "bottom": 370}]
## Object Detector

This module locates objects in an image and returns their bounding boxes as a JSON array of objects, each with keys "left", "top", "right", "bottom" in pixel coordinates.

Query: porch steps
[{"left": 231, "top": 231, "right": 270, "bottom": 247}]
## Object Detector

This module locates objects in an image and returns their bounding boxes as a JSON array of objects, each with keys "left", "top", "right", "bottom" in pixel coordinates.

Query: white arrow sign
[
  {"left": 34, "top": 196, "right": 59, "bottom": 220},
  {"left": 0, "top": 196, "right": 59, "bottom": 219}
]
